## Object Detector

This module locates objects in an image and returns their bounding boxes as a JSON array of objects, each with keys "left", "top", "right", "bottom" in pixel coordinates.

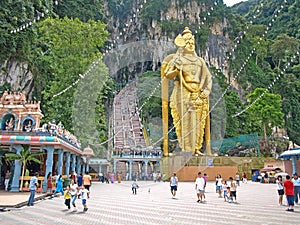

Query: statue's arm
[
  {"left": 161, "top": 54, "right": 178, "bottom": 80},
  {"left": 200, "top": 58, "right": 212, "bottom": 96}
]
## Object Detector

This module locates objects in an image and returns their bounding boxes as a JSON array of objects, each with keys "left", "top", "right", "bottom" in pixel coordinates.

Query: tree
[
  {"left": 5, "top": 145, "right": 43, "bottom": 191},
  {"left": 246, "top": 88, "right": 284, "bottom": 147},
  {"left": 37, "top": 17, "right": 108, "bottom": 131}
]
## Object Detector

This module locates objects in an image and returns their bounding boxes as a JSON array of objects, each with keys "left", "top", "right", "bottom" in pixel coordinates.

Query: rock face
[
  {"left": 104, "top": 0, "right": 232, "bottom": 83},
  {"left": 0, "top": 59, "right": 34, "bottom": 98}
]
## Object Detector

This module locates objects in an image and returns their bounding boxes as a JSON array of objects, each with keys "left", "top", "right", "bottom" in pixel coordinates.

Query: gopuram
[{"left": 161, "top": 27, "right": 212, "bottom": 157}]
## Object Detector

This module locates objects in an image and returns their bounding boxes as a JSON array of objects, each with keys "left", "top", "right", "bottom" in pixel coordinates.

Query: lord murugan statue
[{"left": 161, "top": 27, "right": 212, "bottom": 156}]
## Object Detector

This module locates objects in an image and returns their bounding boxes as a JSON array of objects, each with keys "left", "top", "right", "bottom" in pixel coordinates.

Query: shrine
[
  {"left": 0, "top": 91, "right": 89, "bottom": 192},
  {"left": 0, "top": 91, "right": 42, "bottom": 132}
]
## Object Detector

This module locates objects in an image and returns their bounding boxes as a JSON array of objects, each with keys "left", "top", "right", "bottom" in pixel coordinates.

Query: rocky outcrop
[
  {"left": 0, "top": 58, "right": 34, "bottom": 99},
  {"left": 104, "top": 0, "right": 232, "bottom": 83}
]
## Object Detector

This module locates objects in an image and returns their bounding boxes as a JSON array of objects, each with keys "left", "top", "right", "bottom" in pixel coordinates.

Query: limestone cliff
[
  {"left": 0, "top": 58, "right": 34, "bottom": 99},
  {"left": 104, "top": 0, "right": 232, "bottom": 82}
]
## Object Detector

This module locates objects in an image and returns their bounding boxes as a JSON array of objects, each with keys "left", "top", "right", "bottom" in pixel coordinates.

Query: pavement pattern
[{"left": 0, "top": 181, "right": 299, "bottom": 225}]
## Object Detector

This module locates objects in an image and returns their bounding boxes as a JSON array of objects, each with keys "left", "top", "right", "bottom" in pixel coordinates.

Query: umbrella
[{"left": 274, "top": 172, "right": 288, "bottom": 178}]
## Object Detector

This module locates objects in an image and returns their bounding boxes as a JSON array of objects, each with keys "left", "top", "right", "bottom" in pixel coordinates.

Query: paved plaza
[{"left": 0, "top": 181, "right": 299, "bottom": 225}]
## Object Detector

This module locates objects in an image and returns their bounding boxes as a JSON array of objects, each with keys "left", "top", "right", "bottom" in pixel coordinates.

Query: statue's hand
[{"left": 199, "top": 91, "right": 207, "bottom": 99}]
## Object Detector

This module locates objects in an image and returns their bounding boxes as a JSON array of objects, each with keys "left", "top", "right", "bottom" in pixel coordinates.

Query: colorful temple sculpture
[{"left": 0, "top": 91, "right": 89, "bottom": 192}]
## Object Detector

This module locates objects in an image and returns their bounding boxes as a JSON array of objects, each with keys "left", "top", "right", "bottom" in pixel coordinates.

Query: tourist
[
  {"left": 235, "top": 172, "right": 240, "bottom": 186},
  {"left": 77, "top": 173, "right": 83, "bottom": 187},
  {"left": 170, "top": 173, "right": 178, "bottom": 199},
  {"left": 132, "top": 180, "right": 139, "bottom": 195},
  {"left": 53, "top": 175, "right": 64, "bottom": 196},
  {"left": 202, "top": 173, "right": 207, "bottom": 201},
  {"left": 27, "top": 172, "right": 39, "bottom": 206},
  {"left": 242, "top": 172, "right": 247, "bottom": 183},
  {"left": 276, "top": 175, "right": 284, "bottom": 206},
  {"left": 292, "top": 173, "right": 300, "bottom": 205},
  {"left": 83, "top": 172, "right": 92, "bottom": 194},
  {"left": 4, "top": 170, "right": 10, "bottom": 191},
  {"left": 46, "top": 172, "right": 53, "bottom": 194},
  {"left": 70, "top": 171, "right": 76, "bottom": 181},
  {"left": 216, "top": 174, "right": 223, "bottom": 198},
  {"left": 195, "top": 172, "right": 205, "bottom": 203},
  {"left": 70, "top": 179, "right": 78, "bottom": 212},
  {"left": 222, "top": 179, "right": 228, "bottom": 202},
  {"left": 229, "top": 177, "right": 237, "bottom": 203},
  {"left": 284, "top": 175, "right": 295, "bottom": 212},
  {"left": 110, "top": 173, "right": 115, "bottom": 184},
  {"left": 78, "top": 185, "right": 89, "bottom": 212},
  {"left": 64, "top": 186, "right": 71, "bottom": 210}
]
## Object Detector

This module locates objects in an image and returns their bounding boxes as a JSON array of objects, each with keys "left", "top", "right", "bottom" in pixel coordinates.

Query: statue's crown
[{"left": 182, "top": 27, "right": 192, "bottom": 36}]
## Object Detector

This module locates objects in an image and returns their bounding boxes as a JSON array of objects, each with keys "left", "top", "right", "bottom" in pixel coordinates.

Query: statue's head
[{"left": 181, "top": 27, "right": 195, "bottom": 53}]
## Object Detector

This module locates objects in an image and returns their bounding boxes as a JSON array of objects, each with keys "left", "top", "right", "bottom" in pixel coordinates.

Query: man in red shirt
[{"left": 283, "top": 175, "right": 295, "bottom": 212}]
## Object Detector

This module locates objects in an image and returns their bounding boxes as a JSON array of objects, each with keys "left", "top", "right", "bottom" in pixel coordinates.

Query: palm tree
[{"left": 5, "top": 145, "right": 43, "bottom": 191}]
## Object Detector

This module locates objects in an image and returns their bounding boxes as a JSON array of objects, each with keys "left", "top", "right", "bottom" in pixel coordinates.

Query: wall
[{"left": 176, "top": 166, "right": 238, "bottom": 182}]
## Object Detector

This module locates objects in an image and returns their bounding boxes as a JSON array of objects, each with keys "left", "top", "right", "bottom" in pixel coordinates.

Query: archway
[{"left": 1, "top": 113, "right": 16, "bottom": 131}]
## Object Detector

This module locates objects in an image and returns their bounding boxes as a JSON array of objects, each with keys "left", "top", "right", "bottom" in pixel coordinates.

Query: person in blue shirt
[
  {"left": 170, "top": 173, "right": 178, "bottom": 199},
  {"left": 292, "top": 173, "right": 300, "bottom": 204},
  {"left": 27, "top": 172, "right": 39, "bottom": 206}
]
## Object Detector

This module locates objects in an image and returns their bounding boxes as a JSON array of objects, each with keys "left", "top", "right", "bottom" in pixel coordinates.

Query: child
[
  {"left": 64, "top": 186, "right": 71, "bottom": 210},
  {"left": 225, "top": 186, "right": 233, "bottom": 203},
  {"left": 78, "top": 186, "right": 89, "bottom": 212},
  {"left": 132, "top": 180, "right": 139, "bottom": 195},
  {"left": 284, "top": 175, "right": 294, "bottom": 212},
  {"left": 222, "top": 180, "right": 228, "bottom": 202},
  {"left": 229, "top": 177, "right": 237, "bottom": 203}
]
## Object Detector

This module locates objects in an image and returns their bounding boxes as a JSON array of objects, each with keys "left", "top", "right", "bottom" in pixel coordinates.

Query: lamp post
[{"left": 82, "top": 146, "right": 94, "bottom": 173}]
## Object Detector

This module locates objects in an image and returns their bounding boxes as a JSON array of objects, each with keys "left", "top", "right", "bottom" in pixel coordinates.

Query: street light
[{"left": 82, "top": 146, "right": 94, "bottom": 173}]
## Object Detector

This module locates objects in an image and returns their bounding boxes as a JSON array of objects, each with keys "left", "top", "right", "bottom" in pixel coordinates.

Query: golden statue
[{"left": 161, "top": 27, "right": 212, "bottom": 156}]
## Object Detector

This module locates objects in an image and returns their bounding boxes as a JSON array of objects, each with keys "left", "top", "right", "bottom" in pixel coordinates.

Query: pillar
[
  {"left": 99, "top": 164, "right": 102, "bottom": 173},
  {"left": 291, "top": 156, "right": 297, "bottom": 175},
  {"left": 65, "top": 152, "right": 70, "bottom": 176},
  {"left": 71, "top": 154, "right": 76, "bottom": 173},
  {"left": 82, "top": 164, "right": 86, "bottom": 174},
  {"left": 129, "top": 160, "right": 133, "bottom": 181},
  {"left": 76, "top": 156, "right": 81, "bottom": 174},
  {"left": 144, "top": 160, "right": 149, "bottom": 179},
  {"left": 10, "top": 145, "right": 22, "bottom": 192},
  {"left": 56, "top": 149, "right": 63, "bottom": 176},
  {"left": 113, "top": 159, "right": 118, "bottom": 173},
  {"left": 0, "top": 152, "right": 3, "bottom": 186},
  {"left": 86, "top": 158, "right": 90, "bottom": 173},
  {"left": 42, "top": 146, "right": 54, "bottom": 192}
]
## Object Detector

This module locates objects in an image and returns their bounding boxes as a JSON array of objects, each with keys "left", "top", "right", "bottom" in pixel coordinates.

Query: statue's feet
[{"left": 194, "top": 150, "right": 204, "bottom": 156}]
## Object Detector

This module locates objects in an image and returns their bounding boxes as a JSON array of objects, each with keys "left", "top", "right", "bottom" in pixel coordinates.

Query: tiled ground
[{"left": 0, "top": 181, "right": 299, "bottom": 225}]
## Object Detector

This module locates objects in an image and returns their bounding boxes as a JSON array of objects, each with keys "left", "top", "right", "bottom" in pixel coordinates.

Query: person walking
[
  {"left": 64, "top": 186, "right": 71, "bottom": 210},
  {"left": 276, "top": 175, "right": 284, "bottom": 206},
  {"left": 78, "top": 185, "right": 89, "bottom": 212},
  {"left": 170, "top": 173, "right": 178, "bottom": 199},
  {"left": 27, "top": 172, "right": 39, "bottom": 206},
  {"left": 46, "top": 172, "right": 53, "bottom": 194},
  {"left": 4, "top": 170, "right": 11, "bottom": 191},
  {"left": 242, "top": 172, "right": 247, "bottom": 183},
  {"left": 235, "top": 172, "right": 240, "bottom": 186},
  {"left": 284, "top": 175, "right": 295, "bottom": 212},
  {"left": 69, "top": 179, "right": 78, "bottom": 212},
  {"left": 132, "top": 180, "right": 139, "bottom": 195},
  {"left": 195, "top": 172, "right": 205, "bottom": 203},
  {"left": 292, "top": 173, "right": 300, "bottom": 205},
  {"left": 229, "top": 177, "right": 237, "bottom": 203},
  {"left": 83, "top": 172, "right": 92, "bottom": 193},
  {"left": 77, "top": 173, "right": 83, "bottom": 187},
  {"left": 53, "top": 175, "right": 64, "bottom": 196},
  {"left": 216, "top": 174, "right": 223, "bottom": 198}
]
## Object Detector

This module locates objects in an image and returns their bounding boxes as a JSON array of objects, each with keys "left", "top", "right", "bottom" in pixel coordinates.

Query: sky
[{"left": 223, "top": 0, "right": 248, "bottom": 6}]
